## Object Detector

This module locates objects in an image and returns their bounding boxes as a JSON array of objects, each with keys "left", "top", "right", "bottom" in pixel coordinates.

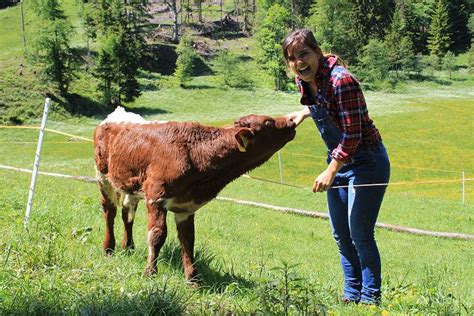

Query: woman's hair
[
  {"left": 282, "top": 29, "right": 322, "bottom": 62},
  {"left": 282, "top": 28, "right": 346, "bottom": 67}
]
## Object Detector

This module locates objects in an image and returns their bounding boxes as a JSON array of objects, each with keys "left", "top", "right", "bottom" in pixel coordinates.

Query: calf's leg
[
  {"left": 99, "top": 183, "right": 119, "bottom": 255},
  {"left": 175, "top": 213, "right": 198, "bottom": 282},
  {"left": 144, "top": 201, "right": 168, "bottom": 276},
  {"left": 121, "top": 193, "right": 139, "bottom": 251}
]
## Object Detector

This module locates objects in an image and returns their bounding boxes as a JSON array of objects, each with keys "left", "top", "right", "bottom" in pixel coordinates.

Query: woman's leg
[
  {"left": 328, "top": 177, "right": 362, "bottom": 302},
  {"left": 348, "top": 148, "right": 390, "bottom": 304}
]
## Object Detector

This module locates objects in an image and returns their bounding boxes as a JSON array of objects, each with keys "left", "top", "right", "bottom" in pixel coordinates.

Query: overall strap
[{"left": 318, "top": 61, "right": 338, "bottom": 104}]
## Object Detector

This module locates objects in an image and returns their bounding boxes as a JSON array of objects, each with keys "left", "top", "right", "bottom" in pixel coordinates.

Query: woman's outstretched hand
[{"left": 285, "top": 107, "right": 310, "bottom": 126}]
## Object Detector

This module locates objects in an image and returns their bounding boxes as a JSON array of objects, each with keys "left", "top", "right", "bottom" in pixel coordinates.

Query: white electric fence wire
[{"left": 24, "top": 98, "right": 51, "bottom": 229}]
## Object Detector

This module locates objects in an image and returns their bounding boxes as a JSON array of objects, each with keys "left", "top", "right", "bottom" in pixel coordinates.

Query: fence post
[
  {"left": 24, "top": 98, "right": 51, "bottom": 229},
  {"left": 278, "top": 150, "right": 283, "bottom": 183}
]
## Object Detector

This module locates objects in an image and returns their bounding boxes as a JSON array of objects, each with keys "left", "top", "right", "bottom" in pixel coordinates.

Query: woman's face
[{"left": 286, "top": 42, "right": 320, "bottom": 84}]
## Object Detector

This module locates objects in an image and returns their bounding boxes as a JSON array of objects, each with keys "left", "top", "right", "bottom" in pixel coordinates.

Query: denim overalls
[{"left": 308, "top": 66, "right": 390, "bottom": 304}]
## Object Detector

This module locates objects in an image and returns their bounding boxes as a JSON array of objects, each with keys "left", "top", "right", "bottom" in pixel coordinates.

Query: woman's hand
[
  {"left": 313, "top": 169, "right": 337, "bottom": 192},
  {"left": 285, "top": 107, "right": 310, "bottom": 126},
  {"left": 312, "top": 159, "right": 345, "bottom": 193}
]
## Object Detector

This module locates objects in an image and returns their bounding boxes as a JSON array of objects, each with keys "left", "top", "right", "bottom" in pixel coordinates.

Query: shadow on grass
[
  {"left": 128, "top": 106, "right": 170, "bottom": 117},
  {"left": 161, "top": 241, "right": 255, "bottom": 293},
  {"left": 62, "top": 93, "right": 111, "bottom": 118},
  {"left": 180, "top": 83, "right": 216, "bottom": 90}
]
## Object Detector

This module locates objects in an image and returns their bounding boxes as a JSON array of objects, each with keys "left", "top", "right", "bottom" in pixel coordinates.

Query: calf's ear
[{"left": 235, "top": 128, "right": 254, "bottom": 152}]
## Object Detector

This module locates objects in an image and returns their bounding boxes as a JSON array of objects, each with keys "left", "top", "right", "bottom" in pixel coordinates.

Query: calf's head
[{"left": 233, "top": 114, "right": 296, "bottom": 155}]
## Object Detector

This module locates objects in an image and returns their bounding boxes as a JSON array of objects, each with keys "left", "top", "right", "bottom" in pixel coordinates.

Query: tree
[
  {"left": 442, "top": 51, "right": 456, "bottom": 79},
  {"left": 350, "top": 0, "right": 396, "bottom": 49},
  {"left": 85, "top": 0, "right": 147, "bottom": 105},
  {"left": 29, "top": 0, "right": 76, "bottom": 96},
  {"left": 214, "top": 49, "right": 253, "bottom": 88},
  {"left": 307, "top": 0, "right": 357, "bottom": 64},
  {"left": 446, "top": 0, "right": 471, "bottom": 53},
  {"left": 401, "top": 0, "right": 433, "bottom": 55},
  {"left": 174, "top": 34, "right": 196, "bottom": 86},
  {"left": 162, "top": 0, "right": 180, "bottom": 42},
  {"left": 427, "top": 0, "right": 452, "bottom": 58},
  {"left": 384, "top": 3, "right": 415, "bottom": 76},
  {"left": 256, "top": 4, "right": 290, "bottom": 90},
  {"left": 357, "top": 39, "right": 390, "bottom": 82}
]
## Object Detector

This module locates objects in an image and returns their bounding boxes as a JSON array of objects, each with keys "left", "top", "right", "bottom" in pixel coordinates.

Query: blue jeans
[{"left": 327, "top": 144, "right": 390, "bottom": 303}]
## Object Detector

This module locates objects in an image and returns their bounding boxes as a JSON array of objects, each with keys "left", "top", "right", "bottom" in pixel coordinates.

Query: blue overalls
[{"left": 308, "top": 66, "right": 390, "bottom": 304}]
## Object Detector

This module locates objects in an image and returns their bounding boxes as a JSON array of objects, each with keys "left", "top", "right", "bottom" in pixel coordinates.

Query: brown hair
[{"left": 282, "top": 28, "right": 346, "bottom": 67}]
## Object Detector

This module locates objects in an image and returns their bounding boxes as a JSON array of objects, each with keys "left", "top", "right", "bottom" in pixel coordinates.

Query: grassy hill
[{"left": 1, "top": 1, "right": 474, "bottom": 314}]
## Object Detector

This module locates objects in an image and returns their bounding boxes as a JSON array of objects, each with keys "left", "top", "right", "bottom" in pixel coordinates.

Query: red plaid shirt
[{"left": 296, "top": 56, "right": 382, "bottom": 163}]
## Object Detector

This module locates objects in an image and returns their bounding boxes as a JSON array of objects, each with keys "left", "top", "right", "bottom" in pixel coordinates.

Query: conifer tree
[
  {"left": 30, "top": 0, "right": 76, "bottom": 96},
  {"left": 91, "top": 0, "right": 147, "bottom": 105},
  {"left": 174, "top": 34, "right": 196, "bottom": 87},
  {"left": 307, "top": 0, "right": 357, "bottom": 63},
  {"left": 384, "top": 3, "right": 415, "bottom": 76},
  {"left": 427, "top": 0, "right": 452, "bottom": 58}
]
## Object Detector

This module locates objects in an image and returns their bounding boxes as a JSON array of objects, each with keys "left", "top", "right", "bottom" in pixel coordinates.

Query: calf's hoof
[
  {"left": 185, "top": 270, "right": 201, "bottom": 287},
  {"left": 144, "top": 265, "right": 157, "bottom": 277},
  {"left": 104, "top": 248, "right": 115, "bottom": 256},
  {"left": 122, "top": 240, "right": 135, "bottom": 253}
]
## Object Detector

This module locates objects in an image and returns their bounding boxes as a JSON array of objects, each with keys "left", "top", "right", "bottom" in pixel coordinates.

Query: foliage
[
  {"left": 174, "top": 34, "right": 196, "bottom": 87},
  {"left": 446, "top": 0, "right": 471, "bottom": 53},
  {"left": 427, "top": 0, "right": 452, "bottom": 58},
  {"left": 214, "top": 49, "right": 253, "bottom": 89},
  {"left": 256, "top": 3, "right": 290, "bottom": 90},
  {"left": 349, "top": 0, "right": 396, "bottom": 50},
  {"left": 91, "top": 0, "right": 146, "bottom": 105},
  {"left": 384, "top": 3, "right": 416, "bottom": 76},
  {"left": 306, "top": 0, "right": 357, "bottom": 64},
  {"left": 356, "top": 39, "right": 390, "bottom": 82},
  {"left": 420, "top": 54, "right": 440, "bottom": 77},
  {"left": 28, "top": 0, "right": 76, "bottom": 96},
  {"left": 441, "top": 51, "right": 456, "bottom": 78}
]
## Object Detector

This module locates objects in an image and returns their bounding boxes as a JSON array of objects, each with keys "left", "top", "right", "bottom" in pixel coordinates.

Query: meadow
[{"left": 1, "top": 1, "right": 474, "bottom": 314}]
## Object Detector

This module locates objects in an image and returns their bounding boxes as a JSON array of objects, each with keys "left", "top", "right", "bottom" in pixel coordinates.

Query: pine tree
[
  {"left": 29, "top": 0, "right": 76, "bottom": 96},
  {"left": 446, "top": 0, "right": 471, "bottom": 53},
  {"left": 91, "top": 0, "right": 147, "bottom": 105},
  {"left": 427, "top": 0, "right": 451, "bottom": 58},
  {"left": 384, "top": 3, "right": 415, "bottom": 76},
  {"left": 174, "top": 34, "right": 196, "bottom": 87},
  {"left": 350, "top": 0, "right": 396, "bottom": 48},
  {"left": 306, "top": 0, "right": 357, "bottom": 63}
]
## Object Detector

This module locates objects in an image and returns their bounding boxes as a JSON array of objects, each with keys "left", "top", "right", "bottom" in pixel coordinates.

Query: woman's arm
[{"left": 285, "top": 107, "right": 310, "bottom": 126}]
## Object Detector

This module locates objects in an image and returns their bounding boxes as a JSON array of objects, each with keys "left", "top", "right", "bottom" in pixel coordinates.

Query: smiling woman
[{"left": 282, "top": 28, "right": 390, "bottom": 306}]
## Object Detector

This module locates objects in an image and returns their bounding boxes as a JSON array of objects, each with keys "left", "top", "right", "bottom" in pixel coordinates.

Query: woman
[{"left": 283, "top": 29, "right": 390, "bottom": 305}]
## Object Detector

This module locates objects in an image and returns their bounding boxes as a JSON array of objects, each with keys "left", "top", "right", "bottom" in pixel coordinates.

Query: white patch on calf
[
  {"left": 174, "top": 212, "right": 193, "bottom": 224},
  {"left": 122, "top": 193, "right": 140, "bottom": 223},
  {"left": 95, "top": 166, "right": 119, "bottom": 208},
  {"left": 100, "top": 106, "right": 168, "bottom": 125}
]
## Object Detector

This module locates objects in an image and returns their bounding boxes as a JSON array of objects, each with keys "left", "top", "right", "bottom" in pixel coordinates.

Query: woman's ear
[{"left": 234, "top": 128, "right": 254, "bottom": 152}]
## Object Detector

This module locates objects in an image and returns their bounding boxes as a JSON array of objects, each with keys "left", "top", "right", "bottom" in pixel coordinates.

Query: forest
[{"left": 0, "top": 0, "right": 473, "bottom": 123}]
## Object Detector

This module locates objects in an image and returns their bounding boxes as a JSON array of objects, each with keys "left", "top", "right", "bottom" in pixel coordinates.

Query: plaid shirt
[{"left": 296, "top": 56, "right": 382, "bottom": 163}]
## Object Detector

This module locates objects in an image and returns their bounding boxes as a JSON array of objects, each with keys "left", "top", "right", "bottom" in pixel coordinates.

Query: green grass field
[{"left": 1, "top": 1, "right": 474, "bottom": 314}]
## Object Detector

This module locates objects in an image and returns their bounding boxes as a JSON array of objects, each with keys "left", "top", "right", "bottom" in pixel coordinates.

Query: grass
[{"left": 1, "top": 76, "right": 473, "bottom": 313}]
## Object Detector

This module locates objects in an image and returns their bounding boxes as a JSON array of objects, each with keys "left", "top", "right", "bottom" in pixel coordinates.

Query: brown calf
[{"left": 93, "top": 107, "right": 296, "bottom": 282}]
